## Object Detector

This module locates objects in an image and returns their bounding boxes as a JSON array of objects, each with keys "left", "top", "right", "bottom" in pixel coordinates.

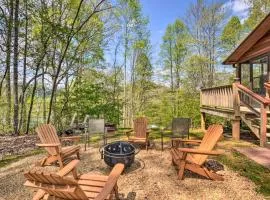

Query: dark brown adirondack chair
[
  {"left": 24, "top": 160, "right": 124, "bottom": 200},
  {"left": 170, "top": 124, "right": 224, "bottom": 181},
  {"left": 125, "top": 117, "right": 150, "bottom": 150},
  {"left": 36, "top": 124, "right": 81, "bottom": 168}
]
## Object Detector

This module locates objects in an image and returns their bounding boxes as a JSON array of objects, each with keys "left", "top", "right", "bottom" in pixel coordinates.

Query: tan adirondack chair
[
  {"left": 24, "top": 160, "right": 124, "bottom": 200},
  {"left": 36, "top": 124, "right": 81, "bottom": 168},
  {"left": 170, "top": 124, "right": 224, "bottom": 181},
  {"left": 125, "top": 117, "right": 150, "bottom": 150}
]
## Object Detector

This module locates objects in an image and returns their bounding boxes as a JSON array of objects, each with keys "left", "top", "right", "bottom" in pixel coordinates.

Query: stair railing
[{"left": 236, "top": 83, "right": 270, "bottom": 146}]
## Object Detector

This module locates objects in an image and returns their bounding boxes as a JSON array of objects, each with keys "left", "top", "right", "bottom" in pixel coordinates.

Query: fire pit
[{"left": 100, "top": 141, "right": 138, "bottom": 168}]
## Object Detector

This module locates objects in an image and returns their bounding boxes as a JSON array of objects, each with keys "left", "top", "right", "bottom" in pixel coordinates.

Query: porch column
[
  {"left": 232, "top": 63, "right": 241, "bottom": 140},
  {"left": 231, "top": 119, "right": 240, "bottom": 140},
  {"left": 201, "top": 112, "right": 206, "bottom": 132},
  {"left": 234, "top": 64, "right": 241, "bottom": 83}
]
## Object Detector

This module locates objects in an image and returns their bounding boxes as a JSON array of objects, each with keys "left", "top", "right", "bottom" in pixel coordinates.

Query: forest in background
[{"left": 0, "top": 0, "right": 270, "bottom": 135}]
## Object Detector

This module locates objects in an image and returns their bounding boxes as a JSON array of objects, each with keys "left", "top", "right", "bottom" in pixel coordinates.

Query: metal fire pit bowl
[{"left": 99, "top": 141, "right": 139, "bottom": 168}]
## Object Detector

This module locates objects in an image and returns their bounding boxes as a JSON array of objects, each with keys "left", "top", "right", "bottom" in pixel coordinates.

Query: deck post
[
  {"left": 231, "top": 120, "right": 240, "bottom": 140},
  {"left": 260, "top": 104, "right": 267, "bottom": 147},
  {"left": 232, "top": 66, "right": 241, "bottom": 140},
  {"left": 201, "top": 112, "right": 206, "bottom": 132}
]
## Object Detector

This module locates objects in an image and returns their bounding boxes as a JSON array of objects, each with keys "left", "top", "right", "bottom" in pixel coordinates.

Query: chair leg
[
  {"left": 171, "top": 157, "right": 176, "bottom": 166},
  {"left": 39, "top": 157, "right": 47, "bottom": 167},
  {"left": 114, "top": 184, "right": 119, "bottom": 200},
  {"left": 146, "top": 141, "right": 148, "bottom": 151},
  {"left": 178, "top": 160, "right": 186, "bottom": 180},
  {"left": 203, "top": 167, "right": 224, "bottom": 181},
  {"left": 76, "top": 151, "right": 80, "bottom": 160},
  {"left": 185, "top": 163, "right": 224, "bottom": 181},
  {"left": 57, "top": 155, "right": 64, "bottom": 169}
]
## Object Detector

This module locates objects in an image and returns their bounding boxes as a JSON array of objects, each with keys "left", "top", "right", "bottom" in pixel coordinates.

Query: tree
[
  {"left": 244, "top": 0, "right": 270, "bottom": 30},
  {"left": 116, "top": 0, "right": 148, "bottom": 126},
  {"left": 221, "top": 16, "right": 242, "bottom": 56},
  {"left": 185, "top": 0, "right": 225, "bottom": 88},
  {"left": 160, "top": 19, "right": 189, "bottom": 116},
  {"left": 13, "top": 0, "right": 20, "bottom": 135},
  {"left": 161, "top": 24, "right": 174, "bottom": 92}
]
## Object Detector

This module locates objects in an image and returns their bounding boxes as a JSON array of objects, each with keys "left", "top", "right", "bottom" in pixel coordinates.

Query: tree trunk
[
  {"left": 123, "top": 24, "right": 128, "bottom": 127},
  {"left": 13, "top": 0, "right": 20, "bottom": 135},
  {"left": 5, "top": 0, "right": 14, "bottom": 130},
  {"left": 26, "top": 66, "right": 39, "bottom": 134},
  {"left": 19, "top": 0, "right": 28, "bottom": 133},
  {"left": 42, "top": 67, "right": 46, "bottom": 123}
]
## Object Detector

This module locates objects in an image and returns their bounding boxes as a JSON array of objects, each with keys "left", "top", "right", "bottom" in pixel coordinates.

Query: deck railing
[
  {"left": 200, "top": 85, "right": 233, "bottom": 109},
  {"left": 236, "top": 83, "right": 270, "bottom": 146},
  {"left": 236, "top": 83, "right": 270, "bottom": 114},
  {"left": 200, "top": 82, "right": 270, "bottom": 146}
]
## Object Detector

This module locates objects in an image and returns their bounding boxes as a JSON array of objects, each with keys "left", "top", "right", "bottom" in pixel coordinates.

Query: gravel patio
[{"left": 0, "top": 144, "right": 265, "bottom": 200}]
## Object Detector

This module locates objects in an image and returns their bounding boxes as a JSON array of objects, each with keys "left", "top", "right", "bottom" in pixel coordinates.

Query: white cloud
[
  {"left": 223, "top": 0, "right": 250, "bottom": 22},
  {"left": 158, "top": 29, "right": 164, "bottom": 34},
  {"left": 231, "top": 0, "right": 249, "bottom": 12}
]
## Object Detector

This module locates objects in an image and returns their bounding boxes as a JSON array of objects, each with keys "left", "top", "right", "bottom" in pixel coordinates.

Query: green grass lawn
[{"left": 217, "top": 150, "right": 270, "bottom": 198}]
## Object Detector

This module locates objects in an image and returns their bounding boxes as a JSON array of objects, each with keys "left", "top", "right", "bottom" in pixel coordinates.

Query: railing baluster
[{"left": 200, "top": 85, "right": 233, "bottom": 109}]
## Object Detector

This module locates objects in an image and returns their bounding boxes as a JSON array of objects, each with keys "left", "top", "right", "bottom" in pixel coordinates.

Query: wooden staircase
[
  {"left": 240, "top": 107, "right": 270, "bottom": 145},
  {"left": 200, "top": 82, "right": 270, "bottom": 147},
  {"left": 237, "top": 81, "right": 270, "bottom": 146}
]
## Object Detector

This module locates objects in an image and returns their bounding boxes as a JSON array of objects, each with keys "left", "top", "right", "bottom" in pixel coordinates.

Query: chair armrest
[
  {"left": 36, "top": 143, "right": 61, "bottom": 147},
  {"left": 171, "top": 138, "right": 202, "bottom": 143},
  {"left": 124, "top": 129, "right": 133, "bottom": 134},
  {"left": 177, "top": 148, "right": 224, "bottom": 155},
  {"left": 95, "top": 163, "right": 125, "bottom": 200},
  {"left": 32, "top": 189, "right": 46, "bottom": 200},
  {"left": 57, "top": 159, "right": 80, "bottom": 177},
  {"left": 124, "top": 129, "right": 133, "bottom": 138},
  {"left": 61, "top": 136, "right": 81, "bottom": 142}
]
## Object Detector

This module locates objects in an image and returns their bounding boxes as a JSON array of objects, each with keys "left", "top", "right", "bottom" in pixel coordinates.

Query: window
[
  {"left": 251, "top": 56, "right": 268, "bottom": 95},
  {"left": 241, "top": 64, "right": 251, "bottom": 89}
]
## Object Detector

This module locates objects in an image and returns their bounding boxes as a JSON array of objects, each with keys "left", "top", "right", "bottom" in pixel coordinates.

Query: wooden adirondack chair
[
  {"left": 170, "top": 124, "right": 224, "bottom": 181},
  {"left": 24, "top": 160, "right": 124, "bottom": 200},
  {"left": 36, "top": 124, "right": 81, "bottom": 168},
  {"left": 125, "top": 117, "right": 150, "bottom": 150}
]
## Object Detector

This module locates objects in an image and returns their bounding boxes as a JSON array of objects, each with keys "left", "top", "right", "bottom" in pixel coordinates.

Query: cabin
[{"left": 200, "top": 13, "right": 270, "bottom": 147}]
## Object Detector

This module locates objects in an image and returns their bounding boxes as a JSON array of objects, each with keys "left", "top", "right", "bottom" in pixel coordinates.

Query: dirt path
[{"left": 0, "top": 147, "right": 265, "bottom": 200}]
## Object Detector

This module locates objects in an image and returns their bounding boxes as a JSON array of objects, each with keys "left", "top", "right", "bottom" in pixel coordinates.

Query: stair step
[
  {"left": 248, "top": 130, "right": 270, "bottom": 137},
  {"left": 252, "top": 125, "right": 260, "bottom": 129},
  {"left": 251, "top": 124, "right": 270, "bottom": 129}
]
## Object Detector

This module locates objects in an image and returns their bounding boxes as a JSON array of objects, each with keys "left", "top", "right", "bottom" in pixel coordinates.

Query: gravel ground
[{"left": 0, "top": 145, "right": 265, "bottom": 200}]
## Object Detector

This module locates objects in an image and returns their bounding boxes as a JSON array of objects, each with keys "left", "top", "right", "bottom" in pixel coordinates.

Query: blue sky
[
  {"left": 140, "top": 0, "right": 195, "bottom": 61},
  {"left": 140, "top": 0, "right": 250, "bottom": 63}
]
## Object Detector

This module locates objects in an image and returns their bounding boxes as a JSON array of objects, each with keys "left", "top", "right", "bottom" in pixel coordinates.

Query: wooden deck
[{"left": 200, "top": 83, "right": 270, "bottom": 147}]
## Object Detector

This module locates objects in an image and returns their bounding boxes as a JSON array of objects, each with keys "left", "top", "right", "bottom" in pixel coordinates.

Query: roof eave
[{"left": 222, "top": 13, "right": 270, "bottom": 65}]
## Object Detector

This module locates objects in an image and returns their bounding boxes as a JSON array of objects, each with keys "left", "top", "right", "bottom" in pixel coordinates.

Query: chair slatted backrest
[
  {"left": 36, "top": 124, "right": 61, "bottom": 155},
  {"left": 172, "top": 118, "right": 191, "bottom": 138},
  {"left": 24, "top": 170, "right": 88, "bottom": 200},
  {"left": 192, "top": 125, "right": 223, "bottom": 165},
  {"left": 133, "top": 117, "right": 148, "bottom": 138}
]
